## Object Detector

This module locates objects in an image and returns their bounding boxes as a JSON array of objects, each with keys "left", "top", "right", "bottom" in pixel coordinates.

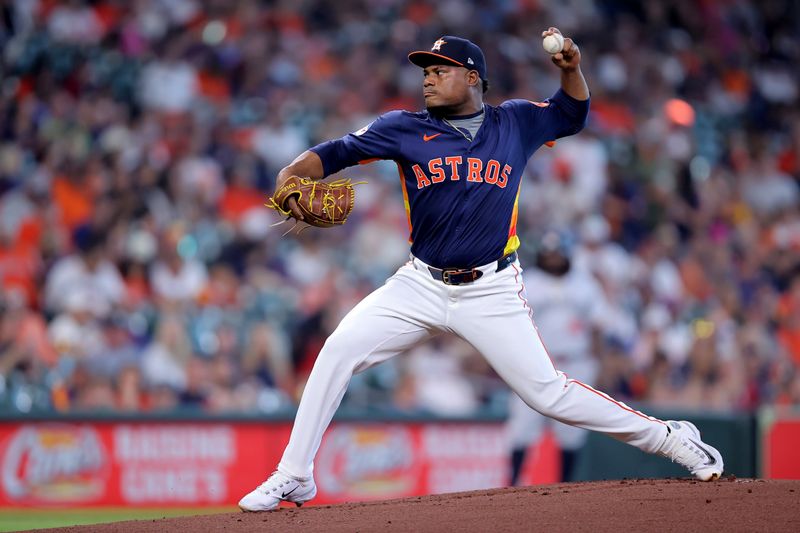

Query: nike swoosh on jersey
[{"left": 423, "top": 133, "right": 442, "bottom": 141}]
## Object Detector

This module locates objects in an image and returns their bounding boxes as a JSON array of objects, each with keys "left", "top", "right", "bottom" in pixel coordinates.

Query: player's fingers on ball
[
  {"left": 562, "top": 38, "right": 574, "bottom": 53},
  {"left": 549, "top": 27, "right": 560, "bottom": 35},
  {"left": 566, "top": 43, "right": 580, "bottom": 61}
]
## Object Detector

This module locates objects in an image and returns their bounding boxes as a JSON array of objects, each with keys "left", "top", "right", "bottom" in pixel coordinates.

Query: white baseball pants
[
  {"left": 278, "top": 257, "right": 667, "bottom": 479},
  {"left": 507, "top": 356, "right": 599, "bottom": 451}
]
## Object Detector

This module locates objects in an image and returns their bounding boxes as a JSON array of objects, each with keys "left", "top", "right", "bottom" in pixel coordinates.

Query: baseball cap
[
  {"left": 408, "top": 36, "right": 487, "bottom": 80},
  {"left": 537, "top": 229, "right": 574, "bottom": 257}
]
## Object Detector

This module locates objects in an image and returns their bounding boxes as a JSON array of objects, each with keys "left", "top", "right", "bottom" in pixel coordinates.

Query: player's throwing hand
[{"left": 543, "top": 28, "right": 581, "bottom": 71}]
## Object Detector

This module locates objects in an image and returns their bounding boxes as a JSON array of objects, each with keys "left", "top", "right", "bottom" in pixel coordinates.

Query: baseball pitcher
[{"left": 240, "top": 30, "right": 723, "bottom": 512}]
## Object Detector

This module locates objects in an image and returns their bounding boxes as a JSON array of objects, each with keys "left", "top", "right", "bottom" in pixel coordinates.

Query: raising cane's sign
[
  {"left": 0, "top": 422, "right": 258, "bottom": 506},
  {"left": 0, "top": 420, "right": 556, "bottom": 507}
]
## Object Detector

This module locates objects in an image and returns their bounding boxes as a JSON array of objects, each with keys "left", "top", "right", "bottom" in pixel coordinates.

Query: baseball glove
[{"left": 266, "top": 176, "right": 358, "bottom": 228}]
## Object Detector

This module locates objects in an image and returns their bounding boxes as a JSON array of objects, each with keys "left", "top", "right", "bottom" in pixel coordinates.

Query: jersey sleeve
[
  {"left": 502, "top": 89, "right": 590, "bottom": 154},
  {"left": 309, "top": 110, "right": 404, "bottom": 176}
]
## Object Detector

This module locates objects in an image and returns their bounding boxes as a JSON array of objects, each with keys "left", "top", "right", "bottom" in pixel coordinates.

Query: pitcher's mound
[{"left": 45, "top": 478, "right": 800, "bottom": 532}]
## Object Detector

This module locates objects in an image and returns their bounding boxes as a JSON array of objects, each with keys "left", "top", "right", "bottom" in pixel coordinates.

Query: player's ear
[{"left": 467, "top": 70, "right": 480, "bottom": 88}]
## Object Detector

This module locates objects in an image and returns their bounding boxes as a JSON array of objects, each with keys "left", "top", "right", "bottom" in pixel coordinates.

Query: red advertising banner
[
  {"left": 763, "top": 415, "right": 800, "bottom": 479},
  {"left": 0, "top": 420, "right": 556, "bottom": 508}
]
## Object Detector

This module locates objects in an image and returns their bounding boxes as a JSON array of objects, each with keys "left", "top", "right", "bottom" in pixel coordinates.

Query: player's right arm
[
  {"left": 501, "top": 29, "right": 590, "bottom": 156},
  {"left": 502, "top": 92, "right": 589, "bottom": 157},
  {"left": 545, "top": 27, "right": 589, "bottom": 102},
  {"left": 274, "top": 112, "right": 403, "bottom": 220}
]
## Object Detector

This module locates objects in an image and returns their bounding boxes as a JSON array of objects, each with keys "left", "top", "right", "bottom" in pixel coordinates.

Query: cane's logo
[
  {"left": 317, "top": 426, "right": 418, "bottom": 498},
  {"left": 1, "top": 425, "right": 109, "bottom": 502},
  {"left": 431, "top": 38, "right": 447, "bottom": 52}
]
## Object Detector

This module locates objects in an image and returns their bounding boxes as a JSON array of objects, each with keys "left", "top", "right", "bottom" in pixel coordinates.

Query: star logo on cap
[{"left": 431, "top": 38, "right": 446, "bottom": 51}]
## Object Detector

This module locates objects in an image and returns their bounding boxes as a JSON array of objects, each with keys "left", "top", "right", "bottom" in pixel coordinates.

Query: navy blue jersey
[{"left": 311, "top": 89, "right": 589, "bottom": 269}]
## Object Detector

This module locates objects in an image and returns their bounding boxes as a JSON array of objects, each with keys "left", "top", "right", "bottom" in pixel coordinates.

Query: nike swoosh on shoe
[
  {"left": 281, "top": 486, "right": 299, "bottom": 498},
  {"left": 688, "top": 438, "right": 717, "bottom": 466}
]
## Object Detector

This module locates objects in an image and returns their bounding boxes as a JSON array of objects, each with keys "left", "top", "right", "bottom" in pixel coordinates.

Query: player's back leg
[{"left": 449, "top": 261, "right": 723, "bottom": 481}]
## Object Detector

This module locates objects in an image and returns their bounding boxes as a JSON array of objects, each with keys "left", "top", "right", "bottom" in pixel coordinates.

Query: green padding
[{"left": 573, "top": 412, "right": 756, "bottom": 480}]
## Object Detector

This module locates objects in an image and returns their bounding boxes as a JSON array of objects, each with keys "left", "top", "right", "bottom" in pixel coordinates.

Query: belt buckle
[
  {"left": 441, "top": 268, "right": 474, "bottom": 285},
  {"left": 441, "top": 269, "right": 457, "bottom": 285}
]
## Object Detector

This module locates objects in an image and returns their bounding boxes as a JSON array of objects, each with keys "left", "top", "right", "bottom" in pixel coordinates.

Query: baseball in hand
[{"left": 542, "top": 33, "right": 564, "bottom": 54}]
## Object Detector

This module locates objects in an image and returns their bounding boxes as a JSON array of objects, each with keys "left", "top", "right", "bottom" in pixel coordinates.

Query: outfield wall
[
  {"left": 0, "top": 414, "right": 558, "bottom": 508},
  {"left": 0, "top": 408, "right": 791, "bottom": 508},
  {"left": 760, "top": 407, "right": 800, "bottom": 480},
  {"left": 573, "top": 411, "right": 756, "bottom": 481}
]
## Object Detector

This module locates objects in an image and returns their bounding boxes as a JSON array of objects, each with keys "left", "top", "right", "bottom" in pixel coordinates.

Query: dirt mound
[{"left": 40, "top": 478, "right": 800, "bottom": 533}]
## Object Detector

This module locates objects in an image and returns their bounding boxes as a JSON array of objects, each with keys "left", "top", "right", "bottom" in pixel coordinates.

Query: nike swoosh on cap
[{"left": 423, "top": 133, "right": 442, "bottom": 141}]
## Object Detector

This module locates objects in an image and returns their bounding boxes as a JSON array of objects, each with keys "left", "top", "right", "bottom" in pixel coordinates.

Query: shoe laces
[
  {"left": 662, "top": 428, "right": 706, "bottom": 470},
  {"left": 258, "top": 471, "right": 293, "bottom": 494}
]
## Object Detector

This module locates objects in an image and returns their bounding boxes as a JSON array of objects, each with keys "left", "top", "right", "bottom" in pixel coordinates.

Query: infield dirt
[{"left": 37, "top": 478, "right": 800, "bottom": 532}]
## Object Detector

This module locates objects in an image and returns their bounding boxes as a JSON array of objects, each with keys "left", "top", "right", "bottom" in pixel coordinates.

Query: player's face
[{"left": 422, "top": 65, "right": 473, "bottom": 111}]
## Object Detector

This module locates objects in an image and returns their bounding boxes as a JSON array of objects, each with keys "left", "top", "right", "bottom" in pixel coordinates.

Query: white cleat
[
  {"left": 658, "top": 420, "right": 724, "bottom": 481},
  {"left": 238, "top": 470, "right": 317, "bottom": 512}
]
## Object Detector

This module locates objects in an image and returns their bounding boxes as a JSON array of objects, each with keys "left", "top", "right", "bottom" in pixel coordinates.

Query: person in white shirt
[
  {"left": 44, "top": 226, "right": 125, "bottom": 317},
  {"left": 507, "top": 231, "right": 609, "bottom": 484}
]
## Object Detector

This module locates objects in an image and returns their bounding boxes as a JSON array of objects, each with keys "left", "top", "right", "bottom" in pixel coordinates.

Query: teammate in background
[
  {"left": 507, "top": 231, "right": 606, "bottom": 484},
  {"left": 239, "top": 29, "right": 724, "bottom": 512}
]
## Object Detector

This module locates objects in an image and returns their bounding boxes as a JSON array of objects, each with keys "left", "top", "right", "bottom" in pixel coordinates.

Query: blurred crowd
[{"left": 0, "top": 0, "right": 798, "bottom": 416}]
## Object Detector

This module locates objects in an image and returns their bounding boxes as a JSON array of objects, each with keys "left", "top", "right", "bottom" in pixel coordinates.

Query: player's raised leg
[
  {"left": 451, "top": 262, "right": 724, "bottom": 481},
  {"left": 239, "top": 264, "right": 443, "bottom": 511}
]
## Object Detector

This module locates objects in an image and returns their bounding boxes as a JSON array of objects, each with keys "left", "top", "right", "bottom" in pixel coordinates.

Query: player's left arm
[
  {"left": 271, "top": 112, "right": 402, "bottom": 221},
  {"left": 544, "top": 27, "right": 589, "bottom": 101}
]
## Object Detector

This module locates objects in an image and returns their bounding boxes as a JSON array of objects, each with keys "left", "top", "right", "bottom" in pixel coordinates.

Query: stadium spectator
[
  {"left": 44, "top": 225, "right": 125, "bottom": 316},
  {"left": 0, "top": 0, "right": 797, "bottom": 418}
]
